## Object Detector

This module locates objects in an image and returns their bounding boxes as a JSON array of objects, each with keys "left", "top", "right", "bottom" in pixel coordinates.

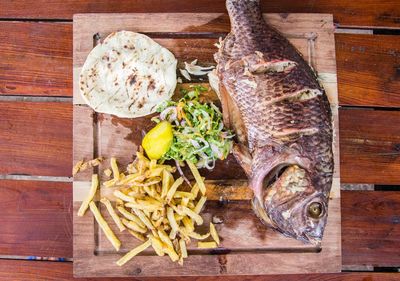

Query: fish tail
[{"left": 226, "top": 0, "right": 267, "bottom": 35}]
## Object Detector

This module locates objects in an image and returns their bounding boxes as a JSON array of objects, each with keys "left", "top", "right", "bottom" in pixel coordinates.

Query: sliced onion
[
  {"left": 160, "top": 106, "right": 177, "bottom": 121},
  {"left": 184, "top": 62, "right": 215, "bottom": 76},
  {"left": 210, "top": 143, "right": 223, "bottom": 159},
  {"left": 179, "top": 68, "right": 191, "bottom": 81},
  {"left": 205, "top": 159, "right": 216, "bottom": 170},
  {"left": 190, "top": 139, "right": 201, "bottom": 148}
]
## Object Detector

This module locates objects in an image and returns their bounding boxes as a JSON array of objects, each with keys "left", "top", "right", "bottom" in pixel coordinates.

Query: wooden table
[{"left": 0, "top": 1, "right": 399, "bottom": 280}]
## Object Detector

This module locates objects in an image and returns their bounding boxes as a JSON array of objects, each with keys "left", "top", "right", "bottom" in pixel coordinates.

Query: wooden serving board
[{"left": 73, "top": 13, "right": 341, "bottom": 277}]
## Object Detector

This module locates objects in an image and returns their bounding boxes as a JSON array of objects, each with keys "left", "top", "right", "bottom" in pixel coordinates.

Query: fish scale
[{"left": 215, "top": 0, "right": 333, "bottom": 244}]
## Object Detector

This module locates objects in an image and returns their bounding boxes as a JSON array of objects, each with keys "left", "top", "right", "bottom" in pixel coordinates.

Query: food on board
[{"left": 214, "top": 0, "right": 333, "bottom": 244}]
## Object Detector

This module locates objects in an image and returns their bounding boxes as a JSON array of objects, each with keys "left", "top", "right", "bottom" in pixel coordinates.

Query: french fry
[
  {"left": 166, "top": 177, "right": 184, "bottom": 202},
  {"left": 169, "top": 228, "right": 177, "bottom": 239},
  {"left": 100, "top": 198, "right": 126, "bottom": 232},
  {"left": 149, "top": 159, "right": 157, "bottom": 170},
  {"left": 194, "top": 196, "right": 207, "bottom": 214},
  {"left": 126, "top": 202, "right": 162, "bottom": 212},
  {"left": 133, "top": 209, "right": 155, "bottom": 230},
  {"left": 103, "top": 168, "right": 112, "bottom": 177},
  {"left": 72, "top": 160, "right": 84, "bottom": 176},
  {"left": 149, "top": 235, "right": 165, "bottom": 256},
  {"left": 113, "top": 190, "right": 136, "bottom": 203},
  {"left": 127, "top": 162, "right": 138, "bottom": 174},
  {"left": 180, "top": 206, "right": 203, "bottom": 225},
  {"left": 158, "top": 229, "right": 174, "bottom": 249},
  {"left": 210, "top": 222, "right": 220, "bottom": 245},
  {"left": 127, "top": 229, "right": 145, "bottom": 242},
  {"left": 173, "top": 191, "right": 195, "bottom": 200},
  {"left": 190, "top": 183, "right": 199, "bottom": 198},
  {"left": 167, "top": 207, "right": 179, "bottom": 233},
  {"left": 121, "top": 218, "right": 147, "bottom": 233},
  {"left": 118, "top": 173, "right": 145, "bottom": 185},
  {"left": 77, "top": 174, "right": 99, "bottom": 216},
  {"left": 117, "top": 206, "right": 146, "bottom": 228},
  {"left": 88, "top": 157, "right": 103, "bottom": 167},
  {"left": 179, "top": 238, "right": 188, "bottom": 258},
  {"left": 135, "top": 177, "right": 162, "bottom": 187},
  {"left": 146, "top": 167, "right": 164, "bottom": 177},
  {"left": 197, "top": 241, "right": 217, "bottom": 249},
  {"left": 181, "top": 197, "right": 190, "bottom": 207},
  {"left": 154, "top": 216, "right": 164, "bottom": 228},
  {"left": 174, "top": 213, "right": 184, "bottom": 221},
  {"left": 89, "top": 201, "right": 121, "bottom": 251},
  {"left": 188, "top": 231, "right": 210, "bottom": 240},
  {"left": 110, "top": 157, "right": 120, "bottom": 180},
  {"left": 182, "top": 217, "right": 195, "bottom": 233},
  {"left": 187, "top": 161, "right": 206, "bottom": 195},
  {"left": 163, "top": 244, "right": 179, "bottom": 262},
  {"left": 103, "top": 178, "right": 117, "bottom": 188},
  {"left": 116, "top": 239, "right": 151, "bottom": 266}
]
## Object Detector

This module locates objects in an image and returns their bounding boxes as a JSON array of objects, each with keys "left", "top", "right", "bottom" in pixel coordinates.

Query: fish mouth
[
  {"left": 303, "top": 232, "right": 322, "bottom": 246},
  {"left": 251, "top": 164, "right": 293, "bottom": 228}
]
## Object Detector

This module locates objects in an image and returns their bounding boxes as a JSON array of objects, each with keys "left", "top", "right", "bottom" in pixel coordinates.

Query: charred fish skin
[{"left": 216, "top": 0, "right": 333, "bottom": 244}]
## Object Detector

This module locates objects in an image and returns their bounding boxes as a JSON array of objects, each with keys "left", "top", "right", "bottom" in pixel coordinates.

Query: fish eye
[{"left": 307, "top": 202, "right": 323, "bottom": 219}]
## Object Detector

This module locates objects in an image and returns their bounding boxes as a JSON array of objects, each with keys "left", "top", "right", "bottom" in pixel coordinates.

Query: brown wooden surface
[
  {"left": 336, "top": 34, "right": 400, "bottom": 107},
  {"left": 1, "top": 0, "right": 400, "bottom": 279},
  {"left": 342, "top": 191, "right": 400, "bottom": 267},
  {"left": 0, "top": 260, "right": 398, "bottom": 281},
  {"left": 1, "top": 0, "right": 400, "bottom": 28},
  {"left": 2, "top": 102, "right": 399, "bottom": 184},
  {"left": 1, "top": 182, "right": 398, "bottom": 267},
  {"left": 0, "top": 102, "right": 72, "bottom": 177},
  {"left": 72, "top": 13, "right": 341, "bottom": 277},
  {"left": 3, "top": 21, "right": 400, "bottom": 108},
  {"left": 0, "top": 180, "right": 72, "bottom": 257},
  {"left": 340, "top": 109, "right": 400, "bottom": 184},
  {"left": 0, "top": 22, "right": 72, "bottom": 97}
]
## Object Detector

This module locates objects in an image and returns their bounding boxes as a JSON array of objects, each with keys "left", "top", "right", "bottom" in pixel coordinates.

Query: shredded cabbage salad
[{"left": 153, "top": 85, "right": 234, "bottom": 169}]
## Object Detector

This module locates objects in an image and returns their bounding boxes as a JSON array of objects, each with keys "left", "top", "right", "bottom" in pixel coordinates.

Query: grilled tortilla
[{"left": 79, "top": 31, "right": 177, "bottom": 118}]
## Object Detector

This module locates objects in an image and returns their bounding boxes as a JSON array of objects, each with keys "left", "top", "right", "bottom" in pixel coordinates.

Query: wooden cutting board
[{"left": 73, "top": 13, "right": 341, "bottom": 277}]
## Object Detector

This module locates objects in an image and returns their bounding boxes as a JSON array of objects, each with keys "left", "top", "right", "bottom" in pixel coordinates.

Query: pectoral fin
[{"left": 232, "top": 143, "right": 252, "bottom": 176}]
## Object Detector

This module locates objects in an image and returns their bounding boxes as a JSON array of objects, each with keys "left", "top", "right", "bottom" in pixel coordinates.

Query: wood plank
[
  {"left": 340, "top": 109, "right": 400, "bottom": 184},
  {"left": 2, "top": 21, "right": 398, "bottom": 108},
  {"left": 342, "top": 191, "right": 400, "bottom": 267},
  {"left": 336, "top": 34, "right": 400, "bottom": 107},
  {"left": 0, "top": 180, "right": 72, "bottom": 257},
  {"left": 0, "top": 180, "right": 397, "bottom": 267},
  {"left": 1, "top": 0, "right": 400, "bottom": 28},
  {"left": 0, "top": 22, "right": 72, "bottom": 97},
  {"left": 72, "top": 13, "right": 340, "bottom": 276},
  {"left": 1, "top": 106, "right": 399, "bottom": 183},
  {"left": 0, "top": 102, "right": 72, "bottom": 177},
  {"left": 0, "top": 260, "right": 397, "bottom": 281}
]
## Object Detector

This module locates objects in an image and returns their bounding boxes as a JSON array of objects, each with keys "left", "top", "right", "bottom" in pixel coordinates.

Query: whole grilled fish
[{"left": 214, "top": 0, "right": 333, "bottom": 244}]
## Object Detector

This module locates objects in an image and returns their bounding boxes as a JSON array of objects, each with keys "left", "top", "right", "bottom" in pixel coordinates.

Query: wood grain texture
[
  {"left": 0, "top": 180, "right": 72, "bottom": 257},
  {"left": 72, "top": 13, "right": 340, "bottom": 277},
  {"left": 342, "top": 191, "right": 400, "bottom": 267},
  {"left": 0, "top": 102, "right": 72, "bottom": 177},
  {"left": 0, "top": 22, "right": 72, "bottom": 96},
  {"left": 0, "top": 260, "right": 398, "bottom": 281},
  {"left": 336, "top": 34, "right": 400, "bottom": 107},
  {"left": 1, "top": 105, "right": 400, "bottom": 182},
  {"left": 0, "top": 181, "right": 397, "bottom": 268},
  {"left": 339, "top": 109, "right": 400, "bottom": 184},
  {"left": 1, "top": 0, "right": 400, "bottom": 28},
  {"left": 2, "top": 23, "right": 399, "bottom": 108}
]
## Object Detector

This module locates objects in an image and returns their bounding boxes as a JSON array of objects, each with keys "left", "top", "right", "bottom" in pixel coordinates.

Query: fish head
[{"left": 251, "top": 164, "right": 328, "bottom": 245}]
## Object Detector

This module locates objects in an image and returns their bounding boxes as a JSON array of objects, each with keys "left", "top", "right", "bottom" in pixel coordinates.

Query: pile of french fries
[{"left": 76, "top": 150, "right": 220, "bottom": 266}]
